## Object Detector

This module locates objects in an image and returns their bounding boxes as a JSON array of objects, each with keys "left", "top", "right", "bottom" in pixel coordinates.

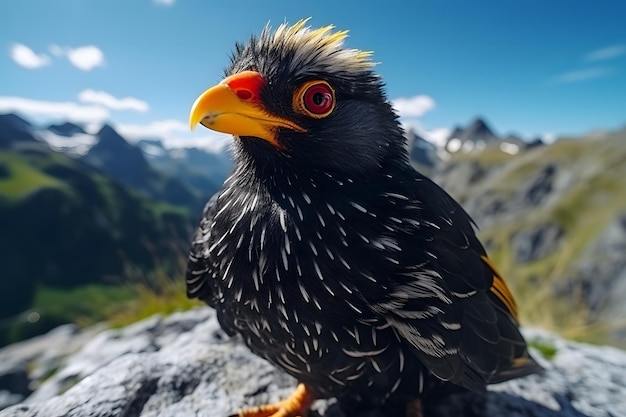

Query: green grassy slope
[
  {"left": 0, "top": 148, "right": 197, "bottom": 345},
  {"left": 0, "top": 152, "right": 69, "bottom": 200},
  {"left": 433, "top": 130, "right": 626, "bottom": 346}
]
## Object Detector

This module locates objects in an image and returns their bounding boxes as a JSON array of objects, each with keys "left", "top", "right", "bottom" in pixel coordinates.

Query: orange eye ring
[{"left": 293, "top": 80, "right": 335, "bottom": 119}]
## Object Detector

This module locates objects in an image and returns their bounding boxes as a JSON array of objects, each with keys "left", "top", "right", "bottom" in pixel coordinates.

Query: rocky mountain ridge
[
  {"left": 3, "top": 111, "right": 626, "bottom": 347},
  {"left": 0, "top": 114, "right": 197, "bottom": 346},
  {"left": 406, "top": 117, "right": 545, "bottom": 170},
  {"left": 7, "top": 113, "right": 532, "bottom": 195},
  {"left": 2, "top": 112, "right": 626, "bottom": 415},
  {"left": 431, "top": 128, "right": 626, "bottom": 346},
  {"left": 0, "top": 115, "right": 45, "bottom": 150},
  {"left": 47, "top": 122, "right": 86, "bottom": 137},
  {"left": 82, "top": 125, "right": 206, "bottom": 212},
  {"left": 2, "top": 113, "right": 233, "bottom": 211},
  {"left": 446, "top": 118, "right": 507, "bottom": 153}
]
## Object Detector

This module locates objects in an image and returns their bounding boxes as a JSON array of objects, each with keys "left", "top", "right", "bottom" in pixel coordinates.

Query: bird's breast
[{"left": 204, "top": 186, "right": 425, "bottom": 400}]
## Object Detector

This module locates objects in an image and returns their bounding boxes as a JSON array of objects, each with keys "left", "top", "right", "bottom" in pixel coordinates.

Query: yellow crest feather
[{"left": 264, "top": 19, "right": 376, "bottom": 75}]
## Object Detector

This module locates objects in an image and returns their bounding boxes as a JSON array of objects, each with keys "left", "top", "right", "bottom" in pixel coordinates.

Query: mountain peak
[
  {"left": 84, "top": 124, "right": 149, "bottom": 173},
  {"left": 0, "top": 113, "right": 44, "bottom": 149},
  {"left": 0, "top": 113, "right": 33, "bottom": 130},
  {"left": 464, "top": 117, "right": 498, "bottom": 142},
  {"left": 138, "top": 138, "right": 166, "bottom": 149},
  {"left": 94, "top": 125, "right": 134, "bottom": 151},
  {"left": 445, "top": 117, "right": 500, "bottom": 153},
  {"left": 48, "top": 122, "right": 86, "bottom": 137},
  {"left": 447, "top": 126, "right": 465, "bottom": 140},
  {"left": 97, "top": 124, "right": 122, "bottom": 139}
]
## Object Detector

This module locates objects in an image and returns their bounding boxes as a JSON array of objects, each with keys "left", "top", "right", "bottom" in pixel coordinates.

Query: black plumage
[{"left": 186, "top": 20, "right": 541, "bottom": 416}]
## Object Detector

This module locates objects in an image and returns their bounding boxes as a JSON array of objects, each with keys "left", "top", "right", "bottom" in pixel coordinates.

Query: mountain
[
  {"left": 1, "top": 115, "right": 231, "bottom": 213},
  {"left": 0, "top": 117, "right": 196, "bottom": 346},
  {"left": 527, "top": 137, "right": 545, "bottom": 148},
  {"left": 137, "top": 138, "right": 168, "bottom": 157},
  {"left": 405, "top": 129, "right": 437, "bottom": 170},
  {"left": 37, "top": 128, "right": 96, "bottom": 156},
  {"left": 443, "top": 117, "right": 538, "bottom": 155},
  {"left": 5, "top": 111, "right": 625, "bottom": 350},
  {"left": 445, "top": 117, "right": 499, "bottom": 152},
  {"left": 81, "top": 125, "right": 205, "bottom": 212},
  {"left": 138, "top": 139, "right": 230, "bottom": 199},
  {"left": 0, "top": 114, "right": 46, "bottom": 151},
  {"left": 502, "top": 133, "right": 525, "bottom": 147},
  {"left": 6, "top": 117, "right": 232, "bottom": 208},
  {"left": 82, "top": 125, "right": 153, "bottom": 186},
  {"left": 47, "top": 122, "right": 86, "bottom": 137},
  {"left": 432, "top": 128, "right": 626, "bottom": 346},
  {"left": 447, "top": 126, "right": 465, "bottom": 143}
]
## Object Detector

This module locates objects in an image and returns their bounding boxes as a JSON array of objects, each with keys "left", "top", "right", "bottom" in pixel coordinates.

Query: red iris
[{"left": 303, "top": 83, "right": 334, "bottom": 115}]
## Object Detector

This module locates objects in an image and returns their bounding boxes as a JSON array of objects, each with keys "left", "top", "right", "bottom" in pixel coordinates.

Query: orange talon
[{"left": 233, "top": 384, "right": 315, "bottom": 417}]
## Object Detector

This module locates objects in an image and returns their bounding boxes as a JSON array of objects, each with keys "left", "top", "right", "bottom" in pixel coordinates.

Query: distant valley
[{"left": 0, "top": 113, "right": 232, "bottom": 345}]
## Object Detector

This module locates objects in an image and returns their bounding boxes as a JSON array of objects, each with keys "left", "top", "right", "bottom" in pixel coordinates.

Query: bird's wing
[
  {"left": 185, "top": 193, "right": 219, "bottom": 303},
  {"left": 369, "top": 174, "right": 541, "bottom": 392}
]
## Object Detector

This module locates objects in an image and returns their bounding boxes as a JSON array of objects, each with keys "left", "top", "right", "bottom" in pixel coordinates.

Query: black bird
[{"left": 186, "top": 20, "right": 541, "bottom": 417}]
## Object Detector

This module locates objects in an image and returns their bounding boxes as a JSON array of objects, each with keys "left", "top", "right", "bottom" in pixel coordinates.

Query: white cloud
[
  {"left": 161, "top": 134, "right": 231, "bottom": 153},
  {"left": 392, "top": 95, "right": 436, "bottom": 118},
  {"left": 115, "top": 119, "right": 230, "bottom": 152},
  {"left": 78, "top": 89, "right": 149, "bottom": 112},
  {"left": 66, "top": 46, "right": 104, "bottom": 71},
  {"left": 115, "top": 119, "right": 189, "bottom": 138},
  {"left": 552, "top": 67, "right": 612, "bottom": 83},
  {"left": 585, "top": 44, "right": 626, "bottom": 62},
  {"left": 393, "top": 95, "right": 446, "bottom": 150},
  {"left": 153, "top": 0, "right": 176, "bottom": 5},
  {"left": 0, "top": 88, "right": 148, "bottom": 122},
  {"left": 0, "top": 96, "right": 109, "bottom": 122},
  {"left": 13, "top": 44, "right": 105, "bottom": 71},
  {"left": 39, "top": 131, "right": 97, "bottom": 156},
  {"left": 10, "top": 44, "right": 50, "bottom": 69}
]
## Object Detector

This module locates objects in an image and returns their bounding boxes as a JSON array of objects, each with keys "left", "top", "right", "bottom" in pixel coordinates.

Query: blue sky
[{"left": 1, "top": 0, "right": 625, "bottom": 149}]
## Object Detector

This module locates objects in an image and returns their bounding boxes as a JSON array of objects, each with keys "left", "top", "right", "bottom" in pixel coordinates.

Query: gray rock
[
  {"left": 512, "top": 223, "right": 563, "bottom": 263},
  {"left": 559, "top": 212, "right": 626, "bottom": 342},
  {"left": 431, "top": 134, "right": 626, "bottom": 346},
  {"left": 1, "top": 309, "right": 625, "bottom": 417},
  {"left": 0, "top": 322, "right": 107, "bottom": 407},
  {"left": 24, "top": 310, "right": 218, "bottom": 404},
  {"left": 524, "top": 164, "right": 556, "bottom": 206},
  {"left": 0, "top": 363, "right": 29, "bottom": 410},
  {"left": 445, "top": 118, "right": 500, "bottom": 153}
]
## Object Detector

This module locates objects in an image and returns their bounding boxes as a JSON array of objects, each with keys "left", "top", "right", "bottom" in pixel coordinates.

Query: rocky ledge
[{"left": 0, "top": 308, "right": 624, "bottom": 417}]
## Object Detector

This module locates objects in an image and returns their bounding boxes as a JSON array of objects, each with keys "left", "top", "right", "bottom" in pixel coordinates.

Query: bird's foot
[{"left": 231, "top": 384, "right": 315, "bottom": 417}]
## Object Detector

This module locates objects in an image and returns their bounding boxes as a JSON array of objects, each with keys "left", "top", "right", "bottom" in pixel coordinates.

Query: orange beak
[{"left": 189, "top": 71, "right": 305, "bottom": 146}]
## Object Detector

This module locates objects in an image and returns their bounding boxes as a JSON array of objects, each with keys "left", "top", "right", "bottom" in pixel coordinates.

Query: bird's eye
[{"left": 293, "top": 80, "right": 335, "bottom": 119}]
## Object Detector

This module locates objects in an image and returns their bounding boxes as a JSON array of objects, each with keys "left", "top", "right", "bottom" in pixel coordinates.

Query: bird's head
[{"left": 190, "top": 19, "right": 408, "bottom": 179}]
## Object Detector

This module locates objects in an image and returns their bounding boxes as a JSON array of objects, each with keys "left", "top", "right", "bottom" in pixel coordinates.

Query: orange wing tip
[{"left": 481, "top": 255, "right": 519, "bottom": 320}]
